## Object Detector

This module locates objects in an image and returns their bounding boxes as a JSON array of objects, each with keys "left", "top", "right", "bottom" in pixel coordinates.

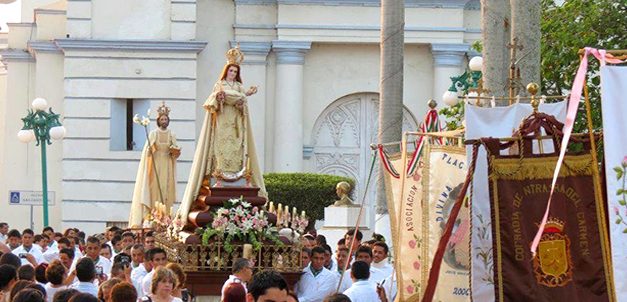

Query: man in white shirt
[
  {"left": 131, "top": 248, "right": 152, "bottom": 298},
  {"left": 42, "top": 227, "right": 58, "bottom": 252},
  {"left": 130, "top": 244, "right": 144, "bottom": 269},
  {"left": 7, "top": 229, "right": 22, "bottom": 250},
  {"left": 338, "top": 246, "right": 386, "bottom": 292},
  {"left": 70, "top": 258, "right": 99, "bottom": 296},
  {"left": 221, "top": 258, "right": 253, "bottom": 300},
  {"left": 295, "top": 246, "right": 339, "bottom": 302},
  {"left": 372, "top": 242, "right": 393, "bottom": 277},
  {"left": 335, "top": 247, "right": 351, "bottom": 275},
  {"left": 141, "top": 248, "right": 168, "bottom": 296},
  {"left": 343, "top": 261, "right": 380, "bottom": 301},
  {"left": 0, "top": 222, "right": 8, "bottom": 243},
  {"left": 12, "top": 229, "right": 44, "bottom": 266},
  {"left": 321, "top": 244, "right": 337, "bottom": 272},
  {"left": 84, "top": 236, "right": 112, "bottom": 277},
  {"left": 58, "top": 248, "right": 75, "bottom": 271}
]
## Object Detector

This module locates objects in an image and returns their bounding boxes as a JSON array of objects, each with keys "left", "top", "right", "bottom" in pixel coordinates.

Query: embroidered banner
[
  {"left": 421, "top": 144, "right": 470, "bottom": 301},
  {"left": 601, "top": 65, "right": 627, "bottom": 301},
  {"left": 464, "top": 102, "right": 567, "bottom": 302},
  {"left": 383, "top": 152, "right": 424, "bottom": 302},
  {"left": 484, "top": 139, "right": 613, "bottom": 302}
]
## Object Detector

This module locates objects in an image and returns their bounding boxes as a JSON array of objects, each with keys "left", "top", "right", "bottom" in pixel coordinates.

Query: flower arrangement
[{"left": 201, "top": 197, "right": 283, "bottom": 253}]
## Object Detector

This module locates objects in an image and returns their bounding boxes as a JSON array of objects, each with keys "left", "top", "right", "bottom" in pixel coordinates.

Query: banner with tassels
[
  {"left": 382, "top": 150, "right": 425, "bottom": 302},
  {"left": 420, "top": 143, "right": 470, "bottom": 301},
  {"left": 464, "top": 101, "right": 567, "bottom": 302},
  {"left": 482, "top": 136, "right": 613, "bottom": 302}
]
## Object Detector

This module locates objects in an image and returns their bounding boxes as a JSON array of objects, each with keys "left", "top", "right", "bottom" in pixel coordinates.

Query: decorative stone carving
[{"left": 310, "top": 93, "right": 419, "bottom": 202}]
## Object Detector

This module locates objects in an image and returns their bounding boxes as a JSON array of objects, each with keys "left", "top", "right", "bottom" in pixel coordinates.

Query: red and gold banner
[{"left": 484, "top": 139, "right": 614, "bottom": 302}]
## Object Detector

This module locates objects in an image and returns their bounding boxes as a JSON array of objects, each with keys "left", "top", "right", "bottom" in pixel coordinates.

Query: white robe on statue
[
  {"left": 175, "top": 79, "right": 266, "bottom": 223},
  {"left": 129, "top": 128, "right": 179, "bottom": 227}
]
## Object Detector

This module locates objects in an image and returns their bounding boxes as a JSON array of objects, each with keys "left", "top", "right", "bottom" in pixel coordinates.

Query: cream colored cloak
[{"left": 175, "top": 80, "right": 267, "bottom": 223}]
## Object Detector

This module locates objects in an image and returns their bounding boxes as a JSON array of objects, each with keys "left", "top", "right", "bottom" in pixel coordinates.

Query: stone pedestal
[{"left": 318, "top": 206, "right": 371, "bottom": 253}]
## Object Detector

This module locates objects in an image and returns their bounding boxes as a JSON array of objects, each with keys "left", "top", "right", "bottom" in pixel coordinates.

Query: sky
[{"left": 0, "top": 0, "right": 21, "bottom": 33}]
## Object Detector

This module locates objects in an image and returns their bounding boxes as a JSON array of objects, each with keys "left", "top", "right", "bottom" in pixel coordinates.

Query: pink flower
[
  {"left": 623, "top": 156, "right": 627, "bottom": 168},
  {"left": 413, "top": 261, "right": 421, "bottom": 271},
  {"left": 406, "top": 286, "right": 414, "bottom": 294},
  {"left": 408, "top": 240, "right": 416, "bottom": 249},
  {"left": 615, "top": 206, "right": 620, "bottom": 215}
]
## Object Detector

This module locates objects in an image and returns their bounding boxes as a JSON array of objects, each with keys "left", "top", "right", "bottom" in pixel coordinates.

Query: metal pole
[
  {"left": 40, "top": 141, "right": 49, "bottom": 227},
  {"left": 30, "top": 205, "right": 34, "bottom": 230}
]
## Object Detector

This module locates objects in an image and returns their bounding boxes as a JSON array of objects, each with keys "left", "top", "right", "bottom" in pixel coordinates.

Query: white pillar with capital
[
  {"left": 272, "top": 40, "right": 311, "bottom": 172},
  {"left": 230, "top": 41, "right": 271, "bottom": 171},
  {"left": 431, "top": 44, "right": 469, "bottom": 102}
]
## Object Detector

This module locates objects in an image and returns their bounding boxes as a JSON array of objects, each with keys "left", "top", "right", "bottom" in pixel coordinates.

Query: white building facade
[{"left": 0, "top": 0, "right": 480, "bottom": 234}]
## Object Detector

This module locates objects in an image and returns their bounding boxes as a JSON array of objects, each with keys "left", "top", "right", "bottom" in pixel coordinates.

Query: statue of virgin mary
[{"left": 176, "top": 46, "right": 266, "bottom": 222}]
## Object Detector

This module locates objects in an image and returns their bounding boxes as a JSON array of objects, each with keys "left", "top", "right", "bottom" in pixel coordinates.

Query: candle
[
  {"left": 246, "top": 157, "right": 251, "bottom": 172},
  {"left": 269, "top": 202, "right": 275, "bottom": 213},
  {"left": 243, "top": 244, "right": 253, "bottom": 260},
  {"left": 301, "top": 211, "right": 306, "bottom": 218}
]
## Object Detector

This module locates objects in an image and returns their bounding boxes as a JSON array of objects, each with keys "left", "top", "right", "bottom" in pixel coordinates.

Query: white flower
[
  {"left": 241, "top": 201, "right": 251, "bottom": 208},
  {"left": 141, "top": 117, "right": 150, "bottom": 126},
  {"left": 226, "top": 223, "right": 239, "bottom": 235},
  {"left": 146, "top": 109, "right": 151, "bottom": 117},
  {"left": 242, "top": 219, "right": 253, "bottom": 230},
  {"left": 133, "top": 114, "right": 140, "bottom": 124}
]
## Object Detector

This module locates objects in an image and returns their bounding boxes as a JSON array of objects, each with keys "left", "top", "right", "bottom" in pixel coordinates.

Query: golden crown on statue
[
  {"left": 226, "top": 44, "right": 245, "bottom": 65},
  {"left": 157, "top": 101, "right": 171, "bottom": 117}
]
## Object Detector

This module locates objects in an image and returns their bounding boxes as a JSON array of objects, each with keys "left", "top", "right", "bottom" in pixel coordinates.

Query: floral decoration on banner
[
  {"left": 613, "top": 156, "right": 627, "bottom": 233},
  {"left": 201, "top": 197, "right": 283, "bottom": 253}
]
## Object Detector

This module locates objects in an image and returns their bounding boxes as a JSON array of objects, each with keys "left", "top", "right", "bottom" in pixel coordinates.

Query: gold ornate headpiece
[
  {"left": 157, "top": 101, "right": 171, "bottom": 117},
  {"left": 226, "top": 44, "right": 245, "bottom": 65}
]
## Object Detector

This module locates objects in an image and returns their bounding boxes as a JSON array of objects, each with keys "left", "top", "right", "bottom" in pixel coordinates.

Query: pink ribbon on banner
[{"left": 530, "top": 47, "right": 626, "bottom": 256}]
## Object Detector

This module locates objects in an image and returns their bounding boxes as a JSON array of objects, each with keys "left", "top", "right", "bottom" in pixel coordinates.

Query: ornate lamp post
[
  {"left": 17, "top": 98, "right": 66, "bottom": 227},
  {"left": 442, "top": 56, "right": 484, "bottom": 106}
]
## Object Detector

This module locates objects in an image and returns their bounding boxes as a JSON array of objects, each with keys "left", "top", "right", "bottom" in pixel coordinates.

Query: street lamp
[
  {"left": 17, "top": 98, "right": 66, "bottom": 227},
  {"left": 442, "top": 56, "right": 484, "bottom": 106}
]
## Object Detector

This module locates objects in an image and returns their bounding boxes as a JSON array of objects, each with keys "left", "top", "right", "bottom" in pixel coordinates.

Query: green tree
[{"left": 541, "top": 0, "right": 627, "bottom": 140}]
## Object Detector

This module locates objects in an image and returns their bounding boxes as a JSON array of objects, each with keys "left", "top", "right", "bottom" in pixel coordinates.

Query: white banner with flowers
[{"left": 601, "top": 66, "right": 627, "bottom": 301}]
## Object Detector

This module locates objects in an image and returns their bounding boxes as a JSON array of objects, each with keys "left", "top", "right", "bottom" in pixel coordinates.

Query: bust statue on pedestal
[
  {"left": 333, "top": 181, "right": 356, "bottom": 207},
  {"left": 318, "top": 181, "right": 369, "bottom": 251}
]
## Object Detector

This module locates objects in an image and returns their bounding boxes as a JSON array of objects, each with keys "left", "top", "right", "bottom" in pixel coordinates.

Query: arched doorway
[{"left": 310, "top": 92, "right": 419, "bottom": 203}]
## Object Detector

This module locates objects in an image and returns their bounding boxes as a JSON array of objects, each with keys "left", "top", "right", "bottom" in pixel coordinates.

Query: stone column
[
  {"left": 431, "top": 44, "right": 469, "bottom": 102},
  {"left": 231, "top": 41, "right": 271, "bottom": 171},
  {"left": 271, "top": 41, "right": 311, "bottom": 172}
]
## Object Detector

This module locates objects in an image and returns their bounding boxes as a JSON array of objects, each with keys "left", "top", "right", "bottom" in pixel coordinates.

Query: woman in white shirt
[{"left": 141, "top": 268, "right": 182, "bottom": 302}]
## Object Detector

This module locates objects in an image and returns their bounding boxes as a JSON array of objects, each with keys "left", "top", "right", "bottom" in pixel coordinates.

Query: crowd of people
[{"left": 0, "top": 222, "right": 396, "bottom": 302}]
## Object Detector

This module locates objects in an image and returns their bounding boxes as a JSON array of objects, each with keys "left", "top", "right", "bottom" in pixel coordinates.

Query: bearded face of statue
[{"left": 157, "top": 115, "right": 170, "bottom": 129}]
